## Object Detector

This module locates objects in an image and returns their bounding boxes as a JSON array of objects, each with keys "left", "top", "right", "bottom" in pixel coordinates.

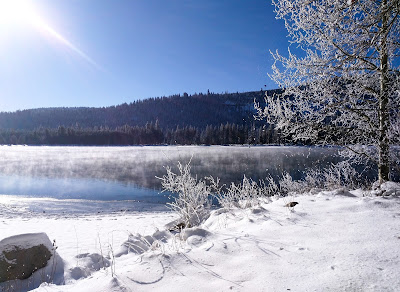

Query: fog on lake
[{"left": 0, "top": 145, "right": 342, "bottom": 202}]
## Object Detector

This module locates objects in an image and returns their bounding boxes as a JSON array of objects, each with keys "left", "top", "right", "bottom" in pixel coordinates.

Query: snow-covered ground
[{"left": 1, "top": 185, "right": 400, "bottom": 291}]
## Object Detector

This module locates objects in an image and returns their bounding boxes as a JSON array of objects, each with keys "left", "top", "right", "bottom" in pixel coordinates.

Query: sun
[
  {"left": 0, "top": 0, "right": 102, "bottom": 70},
  {"left": 0, "top": 0, "right": 42, "bottom": 28}
]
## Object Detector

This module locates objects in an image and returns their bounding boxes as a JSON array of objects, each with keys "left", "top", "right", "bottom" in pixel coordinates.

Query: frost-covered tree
[{"left": 256, "top": 0, "right": 400, "bottom": 183}]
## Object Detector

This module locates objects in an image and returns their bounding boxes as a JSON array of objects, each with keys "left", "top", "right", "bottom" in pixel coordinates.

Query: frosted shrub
[
  {"left": 322, "top": 161, "right": 359, "bottom": 189},
  {"left": 297, "top": 160, "right": 364, "bottom": 193},
  {"left": 158, "top": 162, "right": 214, "bottom": 227},
  {"left": 389, "top": 147, "right": 400, "bottom": 180},
  {"left": 265, "top": 175, "right": 279, "bottom": 195},
  {"left": 267, "top": 161, "right": 365, "bottom": 197},
  {"left": 216, "top": 173, "right": 312, "bottom": 208},
  {"left": 159, "top": 159, "right": 367, "bottom": 219},
  {"left": 277, "top": 172, "right": 306, "bottom": 195},
  {"left": 217, "top": 176, "right": 263, "bottom": 209}
]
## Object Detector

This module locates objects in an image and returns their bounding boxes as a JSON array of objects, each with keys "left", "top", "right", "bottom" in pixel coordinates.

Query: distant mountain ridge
[{"left": 0, "top": 90, "right": 278, "bottom": 130}]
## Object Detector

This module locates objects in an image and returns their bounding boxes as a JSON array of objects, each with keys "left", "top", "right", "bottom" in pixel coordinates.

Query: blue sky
[{"left": 0, "top": 0, "right": 288, "bottom": 112}]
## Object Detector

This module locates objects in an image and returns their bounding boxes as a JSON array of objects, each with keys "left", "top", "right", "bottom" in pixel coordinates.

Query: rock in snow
[{"left": 0, "top": 233, "right": 53, "bottom": 282}]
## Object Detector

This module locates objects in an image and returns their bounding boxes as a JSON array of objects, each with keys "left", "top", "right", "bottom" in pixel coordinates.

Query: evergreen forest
[{"left": 0, "top": 89, "right": 286, "bottom": 145}]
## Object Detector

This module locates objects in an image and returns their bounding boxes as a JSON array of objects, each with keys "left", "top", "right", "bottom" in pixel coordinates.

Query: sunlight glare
[
  {"left": 0, "top": 0, "right": 40, "bottom": 28},
  {"left": 0, "top": 0, "right": 102, "bottom": 70}
]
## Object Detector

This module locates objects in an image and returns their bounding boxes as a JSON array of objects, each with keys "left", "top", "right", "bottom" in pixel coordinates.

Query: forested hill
[{"left": 0, "top": 90, "right": 277, "bottom": 130}]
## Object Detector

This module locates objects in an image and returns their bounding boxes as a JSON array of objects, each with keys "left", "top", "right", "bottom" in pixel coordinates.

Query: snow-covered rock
[
  {"left": 0, "top": 233, "right": 52, "bottom": 282},
  {"left": 371, "top": 181, "right": 400, "bottom": 196}
]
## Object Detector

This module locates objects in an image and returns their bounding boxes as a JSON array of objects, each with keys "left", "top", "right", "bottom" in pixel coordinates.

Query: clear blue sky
[{"left": 0, "top": 0, "right": 288, "bottom": 112}]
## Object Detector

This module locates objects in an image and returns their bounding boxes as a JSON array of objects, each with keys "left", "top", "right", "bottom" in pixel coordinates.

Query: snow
[
  {"left": 1, "top": 184, "right": 400, "bottom": 291},
  {"left": 0, "top": 232, "right": 52, "bottom": 251}
]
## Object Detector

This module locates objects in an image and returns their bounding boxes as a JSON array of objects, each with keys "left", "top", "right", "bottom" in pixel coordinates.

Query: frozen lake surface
[{"left": 0, "top": 145, "right": 342, "bottom": 213}]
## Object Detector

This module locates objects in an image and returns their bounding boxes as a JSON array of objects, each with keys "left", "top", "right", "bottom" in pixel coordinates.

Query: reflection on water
[
  {"left": 0, "top": 145, "right": 341, "bottom": 201},
  {"left": 0, "top": 175, "right": 168, "bottom": 203}
]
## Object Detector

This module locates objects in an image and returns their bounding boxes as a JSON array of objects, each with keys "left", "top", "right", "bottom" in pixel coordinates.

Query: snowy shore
[{"left": 1, "top": 186, "right": 400, "bottom": 291}]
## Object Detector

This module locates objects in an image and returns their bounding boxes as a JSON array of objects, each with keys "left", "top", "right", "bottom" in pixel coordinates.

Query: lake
[{"left": 0, "top": 145, "right": 342, "bottom": 205}]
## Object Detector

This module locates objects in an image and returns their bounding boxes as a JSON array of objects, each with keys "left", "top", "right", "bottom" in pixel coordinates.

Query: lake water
[{"left": 0, "top": 145, "right": 341, "bottom": 205}]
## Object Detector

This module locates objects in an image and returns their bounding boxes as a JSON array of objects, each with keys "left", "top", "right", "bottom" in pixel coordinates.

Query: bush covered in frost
[
  {"left": 159, "top": 160, "right": 369, "bottom": 226},
  {"left": 158, "top": 161, "right": 216, "bottom": 228}
]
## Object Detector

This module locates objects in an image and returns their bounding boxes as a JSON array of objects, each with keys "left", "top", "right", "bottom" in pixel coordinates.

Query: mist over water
[{"left": 0, "top": 145, "right": 341, "bottom": 202}]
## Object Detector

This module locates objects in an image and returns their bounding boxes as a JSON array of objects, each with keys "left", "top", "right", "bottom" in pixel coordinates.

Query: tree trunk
[{"left": 378, "top": 0, "right": 390, "bottom": 183}]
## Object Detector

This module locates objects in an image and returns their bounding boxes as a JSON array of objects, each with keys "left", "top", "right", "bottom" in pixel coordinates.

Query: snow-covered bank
[{"left": 1, "top": 188, "right": 400, "bottom": 291}]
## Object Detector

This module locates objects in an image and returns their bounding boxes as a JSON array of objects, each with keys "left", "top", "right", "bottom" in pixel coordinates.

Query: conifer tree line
[
  {"left": 0, "top": 90, "right": 289, "bottom": 146},
  {"left": 0, "top": 90, "right": 271, "bottom": 131},
  {"left": 0, "top": 122, "right": 284, "bottom": 146}
]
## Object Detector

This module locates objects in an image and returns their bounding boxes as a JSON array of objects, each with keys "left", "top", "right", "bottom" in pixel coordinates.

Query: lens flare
[{"left": 0, "top": 0, "right": 101, "bottom": 70}]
